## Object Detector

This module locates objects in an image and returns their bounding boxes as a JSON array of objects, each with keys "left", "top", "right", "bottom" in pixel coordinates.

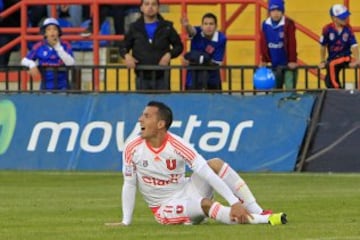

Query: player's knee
[
  {"left": 201, "top": 198, "right": 214, "bottom": 216},
  {"left": 207, "top": 158, "right": 224, "bottom": 174}
]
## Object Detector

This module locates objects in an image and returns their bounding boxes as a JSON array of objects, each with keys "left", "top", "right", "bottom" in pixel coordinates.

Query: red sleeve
[{"left": 285, "top": 18, "right": 297, "bottom": 62}]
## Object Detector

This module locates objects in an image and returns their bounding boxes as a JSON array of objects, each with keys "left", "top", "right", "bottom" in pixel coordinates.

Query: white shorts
[{"left": 152, "top": 173, "right": 214, "bottom": 225}]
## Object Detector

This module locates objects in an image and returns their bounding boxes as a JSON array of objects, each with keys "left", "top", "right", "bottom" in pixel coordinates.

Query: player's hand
[
  {"left": 259, "top": 62, "right": 270, "bottom": 67},
  {"left": 159, "top": 52, "right": 171, "bottom": 66},
  {"left": 349, "top": 59, "right": 360, "bottom": 68},
  {"left": 230, "top": 202, "right": 253, "bottom": 224},
  {"left": 28, "top": 67, "right": 41, "bottom": 79},
  {"left": 104, "top": 222, "right": 128, "bottom": 227},
  {"left": 182, "top": 57, "right": 190, "bottom": 66},
  {"left": 318, "top": 61, "right": 326, "bottom": 69},
  {"left": 180, "top": 16, "right": 189, "bottom": 27},
  {"left": 288, "top": 62, "right": 297, "bottom": 69},
  {"left": 124, "top": 54, "right": 138, "bottom": 68},
  {"left": 47, "top": 36, "right": 59, "bottom": 48}
]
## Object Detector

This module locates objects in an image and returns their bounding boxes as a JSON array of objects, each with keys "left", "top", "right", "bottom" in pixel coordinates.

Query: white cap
[
  {"left": 330, "top": 4, "right": 351, "bottom": 20},
  {"left": 41, "top": 18, "right": 62, "bottom": 36}
]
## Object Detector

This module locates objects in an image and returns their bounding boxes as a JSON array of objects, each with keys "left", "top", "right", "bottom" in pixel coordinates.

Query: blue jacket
[{"left": 26, "top": 40, "right": 73, "bottom": 90}]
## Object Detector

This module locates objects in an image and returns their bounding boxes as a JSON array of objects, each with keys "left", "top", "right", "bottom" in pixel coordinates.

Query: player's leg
[
  {"left": 202, "top": 198, "right": 282, "bottom": 225},
  {"left": 284, "top": 69, "right": 297, "bottom": 90},
  {"left": 207, "top": 158, "right": 264, "bottom": 214},
  {"left": 189, "top": 169, "right": 286, "bottom": 225},
  {"left": 153, "top": 198, "right": 201, "bottom": 225}
]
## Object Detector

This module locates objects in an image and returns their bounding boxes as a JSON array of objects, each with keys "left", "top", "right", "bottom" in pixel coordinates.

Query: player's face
[
  {"left": 138, "top": 106, "right": 163, "bottom": 139},
  {"left": 333, "top": 16, "right": 348, "bottom": 26},
  {"left": 45, "top": 25, "right": 59, "bottom": 44},
  {"left": 141, "top": 0, "right": 159, "bottom": 19},
  {"left": 269, "top": 9, "right": 283, "bottom": 22},
  {"left": 201, "top": 18, "right": 217, "bottom": 38}
]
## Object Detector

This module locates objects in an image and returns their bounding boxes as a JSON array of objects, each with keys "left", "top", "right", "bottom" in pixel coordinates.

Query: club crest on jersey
[
  {"left": 166, "top": 159, "right": 176, "bottom": 170},
  {"left": 329, "top": 33, "right": 335, "bottom": 41},
  {"left": 142, "top": 160, "right": 148, "bottom": 167},
  {"left": 279, "top": 32, "right": 284, "bottom": 38},
  {"left": 342, "top": 33, "right": 349, "bottom": 42}
]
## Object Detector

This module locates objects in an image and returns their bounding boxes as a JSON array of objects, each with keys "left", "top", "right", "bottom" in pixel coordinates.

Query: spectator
[
  {"left": 0, "top": 0, "right": 20, "bottom": 67},
  {"left": 119, "top": 0, "right": 183, "bottom": 90},
  {"left": 259, "top": 0, "right": 298, "bottom": 90},
  {"left": 47, "top": 5, "right": 83, "bottom": 27},
  {"left": 318, "top": 4, "right": 360, "bottom": 89},
  {"left": 21, "top": 18, "right": 75, "bottom": 90},
  {"left": 181, "top": 13, "right": 226, "bottom": 90},
  {"left": 81, "top": 5, "right": 140, "bottom": 37},
  {"left": 124, "top": 5, "right": 141, "bottom": 34},
  {"left": 28, "top": 5, "right": 47, "bottom": 28}
]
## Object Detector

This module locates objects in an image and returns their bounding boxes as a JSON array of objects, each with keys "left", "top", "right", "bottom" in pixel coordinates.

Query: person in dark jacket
[
  {"left": 259, "top": 0, "right": 297, "bottom": 90},
  {"left": 119, "top": 0, "right": 183, "bottom": 91}
]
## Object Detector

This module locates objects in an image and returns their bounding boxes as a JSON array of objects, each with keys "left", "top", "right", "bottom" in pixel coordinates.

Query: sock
[
  {"left": 208, "top": 202, "right": 236, "bottom": 224},
  {"left": 218, "top": 163, "right": 263, "bottom": 214},
  {"left": 208, "top": 202, "right": 269, "bottom": 224},
  {"left": 247, "top": 213, "right": 270, "bottom": 224}
]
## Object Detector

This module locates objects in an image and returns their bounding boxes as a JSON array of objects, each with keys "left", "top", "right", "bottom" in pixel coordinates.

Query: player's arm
[
  {"left": 350, "top": 44, "right": 360, "bottom": 67},
  {"left": 54, "top": 42, "right": 75, "bottom": 66},
  {"left": 121, "top": 173, "right": 137, "bottom": 225},
  {"left": 319, "top": 45, "right": 327, "bottom": 68},
  {"left": 192, "top": 158, "right": 239, "bottom": 205},
  {"left": 21, "top": 55, "right": 41, "bottom": 79},
  {"left": 180, "top": 16, "right": 196, "bottom": 37}
]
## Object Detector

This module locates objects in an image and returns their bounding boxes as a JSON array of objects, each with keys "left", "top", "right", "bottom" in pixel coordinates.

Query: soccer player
[
  {"left": 181, "top": 13, "right": 226, "bottom": 90},
  {"left": 259, "top": 0, "right": 298, "bottom": 90},
  {"left": 318, "top": 4, "right": 360, "bottom": 88},
  {"left": 119, "top": 0, "right": 183, "bottom": 90},
  {"left": 106, "top": 101, "right": 287, "bottom": 226},
  {"left": 21, "top": 18, "right": 75, "bottom": 90}
]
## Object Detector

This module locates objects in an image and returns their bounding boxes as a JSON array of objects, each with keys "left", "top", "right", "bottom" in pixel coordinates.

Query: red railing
[{"left": 1, "top": 0, "right": 359, "bottom": 90}]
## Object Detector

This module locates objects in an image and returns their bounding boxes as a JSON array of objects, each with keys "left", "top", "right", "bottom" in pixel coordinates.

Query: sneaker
[
  {"left": 268, "top": 212, "right": 287, "bottom": 226},
  {"left": 261, "top": 209, "right": 273, "bottom": 215}
]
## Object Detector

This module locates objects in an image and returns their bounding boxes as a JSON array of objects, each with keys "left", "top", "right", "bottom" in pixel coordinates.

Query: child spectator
[
  {"left": 318, "top": 4, "right": 360, "bottom": 88},
  {"left": 21, "top": 18, "right": 75, "bottom": 90},
  {"left": 260, "top": 0, "right": 298, "bottom": 90}
]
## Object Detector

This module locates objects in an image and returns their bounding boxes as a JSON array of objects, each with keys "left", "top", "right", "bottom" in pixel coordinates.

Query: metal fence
[{"left": 1, "top": 65, "right": 359, "bottom": 93}]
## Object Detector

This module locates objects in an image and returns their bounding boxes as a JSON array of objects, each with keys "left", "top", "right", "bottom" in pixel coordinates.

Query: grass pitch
[{"left": 1, "top": 171, "right": 360, "bottom": 240}]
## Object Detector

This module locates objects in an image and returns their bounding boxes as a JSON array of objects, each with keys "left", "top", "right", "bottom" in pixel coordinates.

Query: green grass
[{"left": 1, "top": 171, "right": 360, "bottom": 240}]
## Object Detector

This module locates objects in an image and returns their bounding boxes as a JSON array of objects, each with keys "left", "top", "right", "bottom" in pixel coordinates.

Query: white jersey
[{"left": 122, "top": 132, "right": 208, "bottom": 207}]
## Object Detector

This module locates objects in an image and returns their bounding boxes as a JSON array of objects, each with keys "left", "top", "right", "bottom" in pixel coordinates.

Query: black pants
[{"left": 136, "top": 70, "right": 170, "bottom": 90}]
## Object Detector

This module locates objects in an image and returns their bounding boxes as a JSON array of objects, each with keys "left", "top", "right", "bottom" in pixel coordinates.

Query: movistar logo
[{"left": 0, "top": 100, "right": 16, "bottom": 155}]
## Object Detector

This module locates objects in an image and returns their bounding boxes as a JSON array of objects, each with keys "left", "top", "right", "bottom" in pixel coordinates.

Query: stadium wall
[
  {"left": 304, "top": 90, "right": 360, "bottom": 172},
  {"left": 0, "top": 93, "right": 315, "bottom": 172}
]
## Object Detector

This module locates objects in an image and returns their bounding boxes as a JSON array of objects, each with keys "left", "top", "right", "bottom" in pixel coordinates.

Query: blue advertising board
[{"left": 0, "top": 93, "right": 315, "bottom": 171}]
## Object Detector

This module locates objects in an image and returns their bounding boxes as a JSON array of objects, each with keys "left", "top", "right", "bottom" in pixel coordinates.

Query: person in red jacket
[{"left": 259, "top": 0, "right": 297, "bottom": 90}]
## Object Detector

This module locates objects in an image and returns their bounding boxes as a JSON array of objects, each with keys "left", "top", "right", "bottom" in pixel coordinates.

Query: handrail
[{"left": 1, "top": 64, "right": 359, "bottom": 92}]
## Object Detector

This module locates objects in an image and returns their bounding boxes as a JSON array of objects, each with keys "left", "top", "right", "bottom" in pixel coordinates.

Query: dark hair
[
  {"left": 147, "top": 101, "right": 173, "bottom": 130},
  {"left": 141, "top": 0, "right": 160, "bottom": 5},
  {"left": 202, "top": 12, "right": 217, "bottom": 25}
]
